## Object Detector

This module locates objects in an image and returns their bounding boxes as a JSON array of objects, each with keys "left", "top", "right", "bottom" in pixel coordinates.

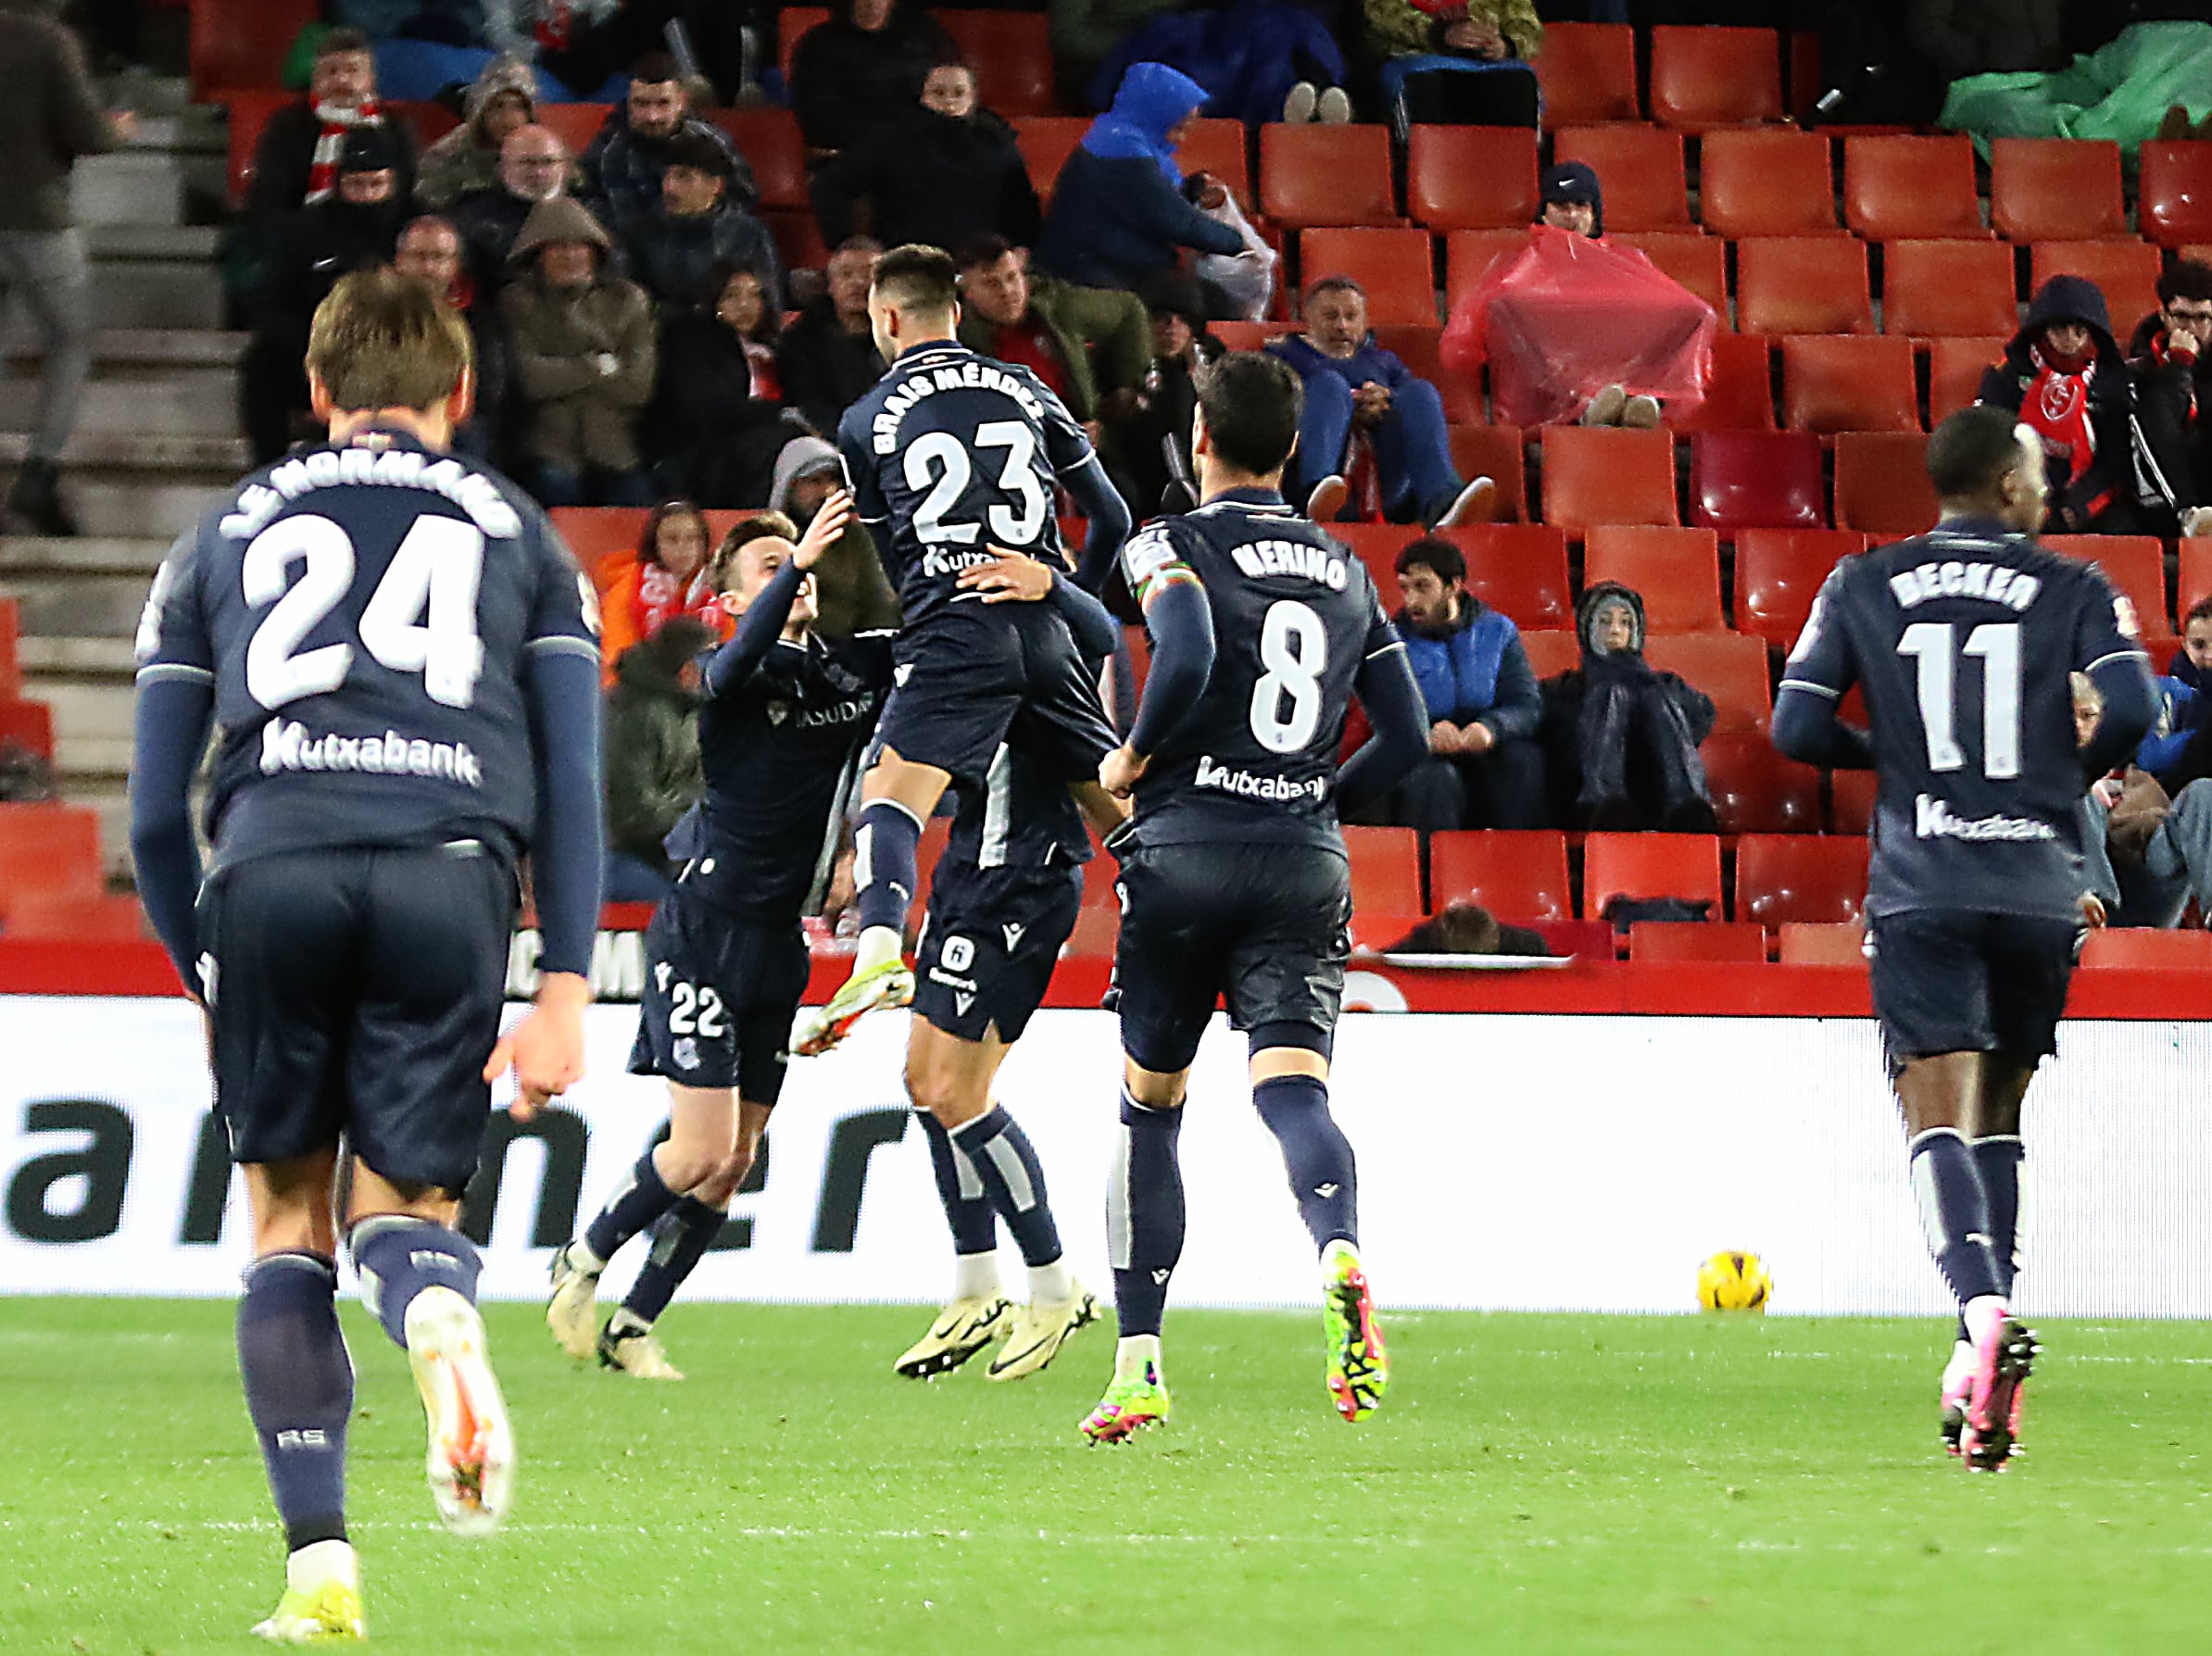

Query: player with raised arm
[
  {"left": 1077, "top": 352, "right": 1430, "bottom": 1444},
  {"left": 547, "top": 499, "right": 892, "bottom": 1379},
  {"left": 129, "top": 271, "right": 604, "bottom": 1639},
  {"left": 1772, "top": 405, "right": 2156, "bottom": 1472},
  {"left": 792, "top": 243, "right": 1131, "bottom": 1056}
]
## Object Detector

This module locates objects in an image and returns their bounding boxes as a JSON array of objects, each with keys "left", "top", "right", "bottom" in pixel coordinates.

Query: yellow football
[{"left": 1697, "top": 1250, "right": 1772, "bottom": 1312}]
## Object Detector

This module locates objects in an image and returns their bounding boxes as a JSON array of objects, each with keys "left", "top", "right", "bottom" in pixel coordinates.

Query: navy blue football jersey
[
  {"left": 837, "top": 341, "right": 1093, "bottom": 624},
  {"left": 944, "top": 740, "right": 1093, "bottom": 873},
  {"left": 1781, "top": 518, "right": 2148, "bottom": 921},
  {"left": 1118, "top": 489, "right": 1401, "bottom": 850},
  {"left": 133, "top": 431, "right": 599, "bottom": 867}
]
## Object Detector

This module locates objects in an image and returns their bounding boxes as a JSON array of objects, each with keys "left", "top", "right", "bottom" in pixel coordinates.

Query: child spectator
[
  {"left": 1539, "top": 583, "right": 1716, "bottom": 832},
  {"left": 581, "top": 52, "right": 754, "bottom": 237},
  {"left": 790, "top": 0, "right": 956, "bottom": 153},
  {"left": 621, "top": 128, "right": 781, "bottom": 309},
  {"left": 415, "top": 54, "right": 537, "bottom": 210},
  {"left": 601, "top": 499, "right": 729, "bottom": 669},
  {"left": 2172, "top": 595, "right": 2212, "bottom": 693},
  {"left": 646, "top": 262, "right": 804, "bottom": 508},
  {"left": 776, "top": 236, "right": 886, "bottom": 436}
]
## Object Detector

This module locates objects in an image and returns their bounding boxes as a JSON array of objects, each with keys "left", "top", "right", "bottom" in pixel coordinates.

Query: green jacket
[
  {"left": 602, "top": 637, "right": 705, "bottom": 863},
  {"left": 958, "top": 273, "right": 1150, "bottom": 424},
  {"left": 1365, "top": 0, "right": 1543, "bottom": 59}
]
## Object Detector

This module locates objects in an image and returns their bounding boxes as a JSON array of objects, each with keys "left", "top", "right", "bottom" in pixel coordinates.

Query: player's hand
[
  {"left": 959, "top": 550, "right": 1055, "bottom": 603},
  {"left": 1100, "top": 744, "right": 1149, "bottom": 797},
  {"left": 794, "top": 487, "right": 852, "bottom": 569},
  {"left": 485, "top": 972, "right": 592, "bottom": 1120},
  {"left": 2079, "top": 892, "right": 2109, "bottom": 930}
]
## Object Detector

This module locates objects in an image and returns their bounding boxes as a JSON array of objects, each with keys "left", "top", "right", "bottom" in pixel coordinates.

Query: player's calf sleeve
[
  {"left": 617, "top": 1198, "right": 726, "bottom": 1328},
  {"left": 580, "top": 1150, "right": 682, "bottom": 1267},
  {"left": 1908, "top": 1128, "right": 2005, "bottom": 1310},
  {"left": 853, "top": 800, "right": 923, "bottom": 939},
  {"left": 952, "top": 1105, "right": 1062, "bottom": 1270},
  {"left": 1108, "top": 1091, "right": 1186, "bottom": 1338},
  {"left": 350, "top": 1217, "right": 484, "bottom": 1350},
  {"left": 918, "top": 1109, "right": 999, "bottom": 1259},
  {"left": 237, "top": 1252, "right": 353, "bottom": 1553},
  {"left": 1252, "top": 1075, "right": 1359, "bottom": 1251}
]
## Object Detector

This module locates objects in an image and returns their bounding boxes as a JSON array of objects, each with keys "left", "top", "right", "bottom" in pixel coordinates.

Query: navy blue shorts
[
  {"left": 1112, "top": 840, "right": 1351, "bottom": 1075},
  {"left": 1868, "top": 908, "right": 2082, "bottom": 1068},
  {"left": 200, "top": 842, "right": 518, "bottom": 1192},
  {"left": 913, "top": 861, "right": 1083, "bottom": 1043},
  {"left": 874, "top": 604, "right": 1115, "bottom": 790},
  {"left": 628, "top": 887, "right": 811, "bottom": 1101}
]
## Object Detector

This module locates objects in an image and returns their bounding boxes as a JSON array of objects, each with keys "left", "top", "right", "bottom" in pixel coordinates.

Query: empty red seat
[
  {"left": 1690, "top": 431, "right": 1825, "bottom": 532},
  {"left": 1519, "top": 628, "right": 1578, "bottom": 679},
  {"left": 1649, "top": 26, "right": 1784, "bottom": 131},
  {"left": 1881, "top": 240, "right": 2019, "bottom": 339},
  {"left": 937, "top": 9, "right": 1055, "bottom": 114},
  {"left": 1735, "top": 834, "right": 1868, "bottom": 928},
  {"left": 1738, "top": 237, "right": 1873, "bottom": 336},
  {"left": 1210, "top": 320, "right": 1285, "bottom": 353},
  {"left": 1427, "top": 829, "right": 1573, "bottom": 921},
  {"left": 0, "top": 890, "right": 145, "bottom": 939},
  {"left": 2042, "top": 534, "right": 2172, "bottom": 635},
  {"left": 1375, "top": 324, "right": 1478, "bottom": 422},
  {"left": 1262, "top": 125, "right": 1399, "bottom": 229},
  {"left": 1612, "top": 232, "right": 1729, "bottom": 319},
  {"left": 194, "top": 0, "right": 317, "bottom": 94},
  {"left": 1928, "top": 335, "right": 2007, "bottom": 423},
  {"left": 1449, "top": 523, "right": 1573, "bottom": 627},
  {"left": 1332, "top": 524, "right": 1420, "bottom": 599},
  {"left": 0, "top": 803, "right": 103, "bottom": 902},
  {"left": 1444, "top": 228, "right": 1531, "bottom": 310},
  {"left": 1535, "top": 23, "right": 1640, "bottom": 125},
  {"left": 1669, "top": 333, "right": 1776, "bottom": 433},
  {"left": 1345, "top": 825, "right": 1423, "bottom": 943},
  {"left": 1702, "top": 734, "right": 1823, "bottom": 834},
  {"left": 1735, "top": 528, "right": 1866, "bottom": 647},
  {"left": 552, "top": 507, "right": 655, "bottom": 588},
  {"left": 713, "top": 108, "right": 807, "bottom": 211},
  {"left": 1177, "top": 119, "right": 1252, "bottom": 213},
  {"left": 1843, "top": 135, "right": 1988, "bottom": 240},
  {"left": 1583, "top": 832, "right": 1724, "bottom": 918},
  {"left": 2140, "top": 141, "right": 2212, "bottom": 248},
  {"left": 1782, "top": 335, "right": 1919, "bottom": 434},
  {"left": 1300, "top": 229, "right": 1437, "bottom": 326},
  {"left": 2181, "top": 535, "right": 2212, "bottom": 619},
  {"left": 1700, "top": 131, "right": 1837, "bottom": 240},
  {"left": 2031, "top": 242, "right": 2161, "bottom": 338},
  {"left": 1645, "top": 631, "right": 1774, "bottom": 732},
  {"left": 1990, "top": 138, "right": 2128, "bottom": 243},
  {"left": 0, "top": 697, "right": 53, "bottom": 759},
  {"left": 1406, "top": 125, "right": 1539, "bottom": 232},
  {"left": 1629, "top": 922, "right": 1768, "bottom": 962},
  {"left": 1584, "top": 526, "right": 1724, "bottom": 632},
  {"left": 1012, "top": 116, "right": 1087, "bottom": 199},
  {"left": 1834, "top": 432, "right": 1938, "bottom": 536},
  {"left": 2080, "top": 928, "right": 2212, "bottom": 970},
  {"left": 534, "top": 103, "right": 615, "bottom": 163},
  {"left": 1445, "top": 425, "right": 1527, "bottom": 521},
  {"left": 1552, "top": 127, "right": 1692, "bottom": 232},
  {"left": 1540, "top": 427, "right": 1678, "bottom": 530},
  {"left": 1778, "top": 922, "right": 1867, "bottom": 965}
]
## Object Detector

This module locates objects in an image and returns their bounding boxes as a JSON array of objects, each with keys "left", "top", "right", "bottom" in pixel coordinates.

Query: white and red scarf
[
  {"left": 636, "top": 563, "right": 721, "bottom": 640},
  {"left": 304, "top": 97, "right": 386, "bottom": 206},
  {"left": 2020, "top": 343, "right": 2098, "bottom": 481}
]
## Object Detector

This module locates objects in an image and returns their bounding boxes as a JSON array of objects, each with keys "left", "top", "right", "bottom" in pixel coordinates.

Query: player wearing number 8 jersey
[
  {"left": 1774, "top": 406, "right": 2156, "bottom": 1474},
  {"left": 1079, "top": 352, "right": 1430, "bottom": 1444},
  {"left": 130, "top": 271, "right": 604, "bottom": 1639}
]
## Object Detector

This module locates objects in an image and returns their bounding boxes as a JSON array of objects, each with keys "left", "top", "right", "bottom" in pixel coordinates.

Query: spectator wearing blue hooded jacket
[{"left": 1031, "top": 62, "right": 1244, "bottom": 300}]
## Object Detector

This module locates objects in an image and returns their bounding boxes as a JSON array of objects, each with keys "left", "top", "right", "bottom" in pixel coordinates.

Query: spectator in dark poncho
[
  {"left": 1539, "top": 583, "right": 1716, "bottom": 832},
  {"left": 790, "top": 0, "right": 956, "bottom": 153},
  {"left": 811, "top": 59, "right": 1041, "bottom": 254}
]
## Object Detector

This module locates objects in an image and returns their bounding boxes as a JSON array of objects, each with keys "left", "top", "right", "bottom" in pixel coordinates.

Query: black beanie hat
[{"left": 1540, "top": 160, "right": 1603, "bottom": 237}]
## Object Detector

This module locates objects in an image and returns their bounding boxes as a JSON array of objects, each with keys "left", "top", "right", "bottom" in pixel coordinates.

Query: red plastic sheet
[{"left": 1441, "top": 225, "right": 1718, "bottom": 427}]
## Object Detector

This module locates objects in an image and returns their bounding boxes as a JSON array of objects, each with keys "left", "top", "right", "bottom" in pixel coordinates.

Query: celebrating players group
[{"left": 128, "top": 241, "right": 2155, "bottom": 1640}]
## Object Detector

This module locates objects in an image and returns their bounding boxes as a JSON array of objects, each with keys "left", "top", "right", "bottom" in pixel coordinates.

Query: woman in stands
[{"left": 646, "top": 262, "right": 807, "bottom": 510}]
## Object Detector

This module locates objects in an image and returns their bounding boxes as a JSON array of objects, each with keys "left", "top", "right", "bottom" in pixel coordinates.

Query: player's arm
[
  {"left": 835, "top": 419, "right": 899, "bottom": 592},
  {"left": 2076, "top": 568, "right": 2159, "bottom": 781},
  {"left": 1100, "top": 526, "right": 1213, "bottom": 795},
  {"left": 1337, "top": 610, "right": 1430, "bottom": 818},
  {"left": 128, "top": 540, "right": 216, "bottom": 996},
  {"left": 1771, "top": 569, "right": 1873, "bottom": 770},
  {"left": 705, "top": 491, "right": 854, "bottom": 697},
  {"left": 956, "top": 553, "right": 1123, "bottom": 659}
]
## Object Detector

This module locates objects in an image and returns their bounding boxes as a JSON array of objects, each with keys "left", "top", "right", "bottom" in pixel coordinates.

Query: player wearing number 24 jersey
[{"left": 1774, "top": 406, "right": 2155, "bottom": 1475}]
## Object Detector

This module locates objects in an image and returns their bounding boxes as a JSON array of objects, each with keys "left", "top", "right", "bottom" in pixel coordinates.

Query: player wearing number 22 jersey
[{"left": 1773, "top": 406, "right": 2155, "bottom": 1474}]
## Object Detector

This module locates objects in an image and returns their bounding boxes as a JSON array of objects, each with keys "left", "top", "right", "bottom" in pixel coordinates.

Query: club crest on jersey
[{"left": 672, "top": 1036, "right": 699, "bottom": 1071}]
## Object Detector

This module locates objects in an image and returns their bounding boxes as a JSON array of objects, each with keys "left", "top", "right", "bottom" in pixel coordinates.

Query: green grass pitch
[{"left": 6, "top": 1299, "right": 2212, "bottom": 1654}]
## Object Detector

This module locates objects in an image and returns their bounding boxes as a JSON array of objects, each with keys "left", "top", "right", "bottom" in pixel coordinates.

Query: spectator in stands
[
  {"left": 415, "top": 54, "right": 538, "bottom": 211},
  {"left": 2172, "top": 594, "right": 2212, "bottom": 692},
  {"left": 1104, "top": 270, "right": 1222, "bottom": 517},
  {"left": 452, "top": 121, "right": 573, "bottom": 290},
  {"left": 1269, "top": 275, "right": 1495, "bottom": 528},
  {"left": 392, "top": 212, "right": 512, "bottom": 464},
  {"left": 1539, "top": 582, "right": 1716, "bottom": 832},
  {"left": 955, "top": 236, "right": 1150, "bottom": 435},
  {"left": 791, "top": 0, "right": 956, "bottom": 154},
  {"left": 2074, "top": 670, "right": 2212, "bottom": 930},
  {"left": 1527, "top": 162, "right": 1663, "bottom": 429},
  {"left": 767, "top": 436, "right": 905, "bottom": 635},
  {"left": 243, "top": 29, "right": 416, "bottom": 227},
  {"left": 501, "top": 195, "right": 658, "bottom": 505},
  {"left": 1362, "top": 0, "right": 1543, "bottom": 130},
  {"left": 645, "top": 260, "right": 805, "bottom": 507},
  {"left": 603, "top": 614, "right": 711, "bottom": 902},
  {"left": 2130, "top": 259, "right": 2212, "bottom": 536},
  {"left": 582, "top": 52, "right": 754, "bottom": 238},
  {"left": 601, "top": 499, "right": 728, "bottom": 668},
  {"left": 777, "top": 235, "right": 886, "bottom": 436},
  {"left": 811, "top": 59, "right": 1042, "bottom": 256},
  {"left": 1358, "top": 537, "right": 1544, "bottom": 831},
  {"left": 1087, "top": 1, "right": 1347, "bottom": 129},
  {"left": 0, "top": 0, "right": 129, "bottom": 535},
  {"left": 1031, "top": 62, "right": 1246, "bottom": 301},
  {"left": 620, "top": 129, "right": 781, "bottom": 309}
]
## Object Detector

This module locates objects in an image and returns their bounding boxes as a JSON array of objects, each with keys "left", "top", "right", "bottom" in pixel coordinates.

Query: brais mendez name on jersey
[{"left": 866, "top": 358, "right": 1051, "bottom": 454}]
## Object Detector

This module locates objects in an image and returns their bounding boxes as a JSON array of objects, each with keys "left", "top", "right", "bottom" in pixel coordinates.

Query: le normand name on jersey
[
  {"left": 870, "top": 358, "right": 1047, "bottom": 453},
  {"left": 219, "top": 445, "right": 524, "bottom": 540}
]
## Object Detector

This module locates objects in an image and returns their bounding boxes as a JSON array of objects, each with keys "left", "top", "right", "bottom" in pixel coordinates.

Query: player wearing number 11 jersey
[
  {"left": 131, "top": 273, "right": 605, "bottom": 1639},
  {"left": 1773, "top": 406, "right": 2155, "bottom": 1472}
]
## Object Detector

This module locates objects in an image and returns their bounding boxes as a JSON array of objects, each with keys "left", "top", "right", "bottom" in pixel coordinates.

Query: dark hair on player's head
[
  {"left": 306, "top": 270, "right": 472, "bottom": 416},
  {"left": 1305, "top": 274, "right": 1365, "bottom": 307},
  {"left": 710, "top": 510, "right": 803, "bottom": 592},
  {"left": 1395, "top": 535, "right": 1465, "bottom": 585},
  {"left": 873, "top": 244, "right": 960, "bottom": 313},
  {"left": 2158, "top": 259, "right": 2212, "bottom": 308},
  {"left": 1926, "top": 405, "right": 2027, "bottom": 503},
  {"left": 630, "top": 51, "right": 683, "bottom": 85},
  {"left": 2187, "top": 594, "right": 2212, "bottom": 630},
  {"left": 955, "top": 233, "right": 1015, "bottom": 272},
  {"left": 316, "top": 27, "right": 372, "bottom": 56},
  {"left": 639, "top": 499, "right": 711, "bottom": 570},
  {"left": 1196, "top": 351, "right": 1303, "bottom": 477}
]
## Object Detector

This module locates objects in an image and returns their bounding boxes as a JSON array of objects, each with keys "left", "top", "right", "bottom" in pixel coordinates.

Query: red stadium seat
[
  {"left": 1611, "top": 232, "right": 1729, "bottom": 320},
  {"left": 1843, "top": 135, "right": 1988, "bottom": 240},
  {"left": 1582, "top": 832, "right": 1724, "bottom": 918},
  {"left": 1737, "top": 237, "right": 1873, "bottom": 336},
  {"left": 0, "top": 890, "right": 145, "bottom": 939},
  {"left": 1406, "top": 126, "right": 1539, "bottom": 232},
  {"left": 1628, "top": 922, "right": 1768, "bottom": 962},
  {"left": 1210, "top": 320, "right": 1286, "bottom": 352},
  {"left": 1445, "top": 425, "right": 1527, "bottom": 521},
  {"left": 1782, "top": 335, "right": 1919, "bottom": 434},
  {"left": 1177, "top": 119, "right": 1253, "bottom": 214},
  {"left": 1778, "top": 922, "right": 1868, "bottom": 965},
  {"left": 1449, "top": 523, "right": 1572, "bottom": 627},
  {"left": 0, "top": 597, "right": 19, "bottom": 697},
  {"left": 1668, "top": 334, "right": 1776, "bottom": 433},
  {"left": 1552, "top": 127, "right": 1693, "bottom": 232},
  {"left": 1427, "top": 830, "right": 1574, "bottom": 921},
  {"left": 1444, "top": 228, "right": 1531, "bottom": 310},
  {"left": 551, "top": 507, "right": 654, "bottom": 588},
  {"left": 390, "top": 101, "right": 460, "bottom": 149},
  {"left": 1300, "top": 229, "right": 1437, "bottom": 326},
  {"left": 937, "top": 10, "right": 1056, "bottom": 116},
  {"left": 2042, "top": 534, "right": 2171, "bottom": 635},
  {"left": 1535, "top": 23, "right": 1641, "bottom": 125},
  {"left": 764, "top": 208, "right": 831, "bottom": 275},
  {"left": 0, "top": 803, "right": 103, "bottom": 902},
  {"left": 1927, "top": 336, "right": 2007, "bottom": 423},
  {"left": 1344, "top": 825, "right": 1423, "bottom": 943},
  {"left": 0, "top": 697, "right": 54, "bottom": 760},
  {"left": 1262, "top": 125, "right": 1399, "bottom": 230},
  {"left": 1699, "top": 131, "right": 1837, "bottom": 240},
  {"left": 1375, "top": 325, "right": 1477, "bottom": 422},
  {"left": 1583, "top": 526, "right": 1724, "bottom": 632},
  {"left": 1828, "top": 771, "right": 1876, "bottom": 834},
  {"left": 194, "top": 0, "right": 317, "bottom": 94},
  {"left": 1834, "top": 432, "right": 1938, "bottom": 535},
  {"left": 712, "top": 108, "right": 807, "bottom": 211},
  {"left": 1881, "top": 240, "right": 2019, "bottom": 339},
  {"left": 1332, "top": 523, "right": 1421, "bottom": 600},
  {"left": 1012, "top": 116, "right": 1087, "bottom": 199},
  {"left": 1735, "top": 528, "right": 1866, "bottom": 647},
  {"left": 1689, "top": 431, "right": 1826, "bottom": 532},
  {"left": 1702, "top": 734, "right": 1824, "bottom": 834},
  {"left": 1645, "top": 632, "right": 1774, "bottom": 732},
  {"left": 2081, "top": 928, "right": 2212, "bottom": 969},
  {"left": 2181, "top": 536, "right": 2212, "bottom": 619},
  {"left": 1519, "top": 628, "right": 1578, "bottom": 678},
  {"left": 534, "top": 103, "right": 615, "bottom": 163},
  {"left": 1990, "top": 139, "right": 2128, "bottom": 243},
  {"left": 2031, "top": 242, "right": 2161, "bottom": 340},
  {"left": 2140, "top": 141, "right": 2212, "bottom": 249},
  {"left": 1648, "top": 26, "right": 1784, "bottom": 131},
  {"left": 1539, "top": 427, "right": 1678, "bottom": 529},
  {"left": 1735, "top": 834, "right": 1868, "bottom": 928}
]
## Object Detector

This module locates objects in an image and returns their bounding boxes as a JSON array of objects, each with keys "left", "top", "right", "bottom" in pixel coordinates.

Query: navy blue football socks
[
  {"left": 583, "top": 1150, "right": 680, "bottom": 1266},
  {"left": 621, "top": 1197, "right": 726, "bottom": 1325},
  {"left": 350, "top": 1217, "right": 484, "bottom": 1350},
  {"left": 854, "top": 799, "right": 923, "bottom": 937},
  {"left": 1252, "top": 1074, "right": 1359, "bottom": 1251},
  {"left": 952, "top": 1104, "right": 1063, "bottom": 1269},
  {"left": 1109, "top": 1091, "right": 1187, "bottom": 1338},
  {"left": 1908, "top": 1127, "right": 2005, "bottom": 1310},
  {"left": 237, "top": 1252, "right": 353, "bottom": 1553},
  {"left": 919, "top": 1109, "right": 998, "bottom": 1257},
  {"left": 1956, "top": 1135, "right": 2026, "bottom": 1341}
]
